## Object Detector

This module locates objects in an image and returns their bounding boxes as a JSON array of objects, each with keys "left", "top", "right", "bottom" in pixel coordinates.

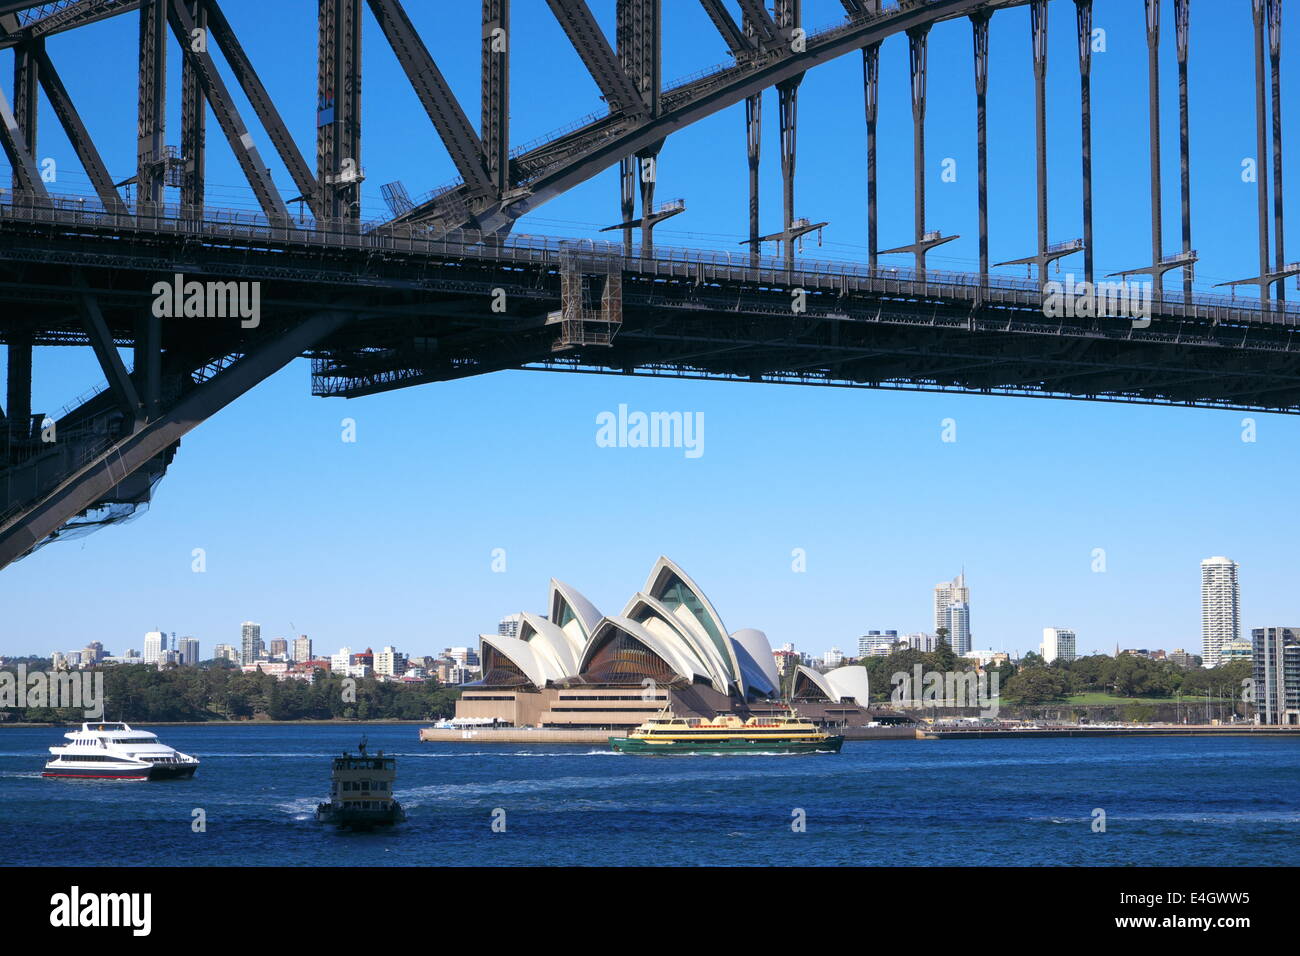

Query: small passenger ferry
[
  {"left": 610, "top": 708, "right": 843, "bottom": 755},
  {"left": 316, "top": 739, "right": 406, "bottom": 829},
  {"left": 43, "top": 722, "right": 199, "bottom": 780}
]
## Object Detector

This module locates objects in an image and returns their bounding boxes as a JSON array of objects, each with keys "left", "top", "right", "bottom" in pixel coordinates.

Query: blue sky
[{"left": 2, "top": 0, "right": 1298, "bottom": 661}]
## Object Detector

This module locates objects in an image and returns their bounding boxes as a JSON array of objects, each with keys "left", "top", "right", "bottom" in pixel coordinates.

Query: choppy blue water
[{"left": 1, "top": 724, "right": 1297, "bottom": 866}]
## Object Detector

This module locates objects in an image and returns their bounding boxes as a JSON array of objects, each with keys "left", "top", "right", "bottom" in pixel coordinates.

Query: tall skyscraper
[
  {"left": 1040, "top": 627, "right": 1077, "bottom": 664},
  {"left": 177, "top": 637, "right": 200, "bottom": 666},
  {"left": 1200, "top": 557, "right": 1240, "bottom": 668},
  {"left": 945, "top": 602, "right": 971, "bottom": 655},
  {"left": 293, "top": 635, "right": 312, "bottom": 663},
  {"left": 933, "top": 573, "right": 968, "bottom": 630},
  {"left": 269, "top": 638, "right": 288, "bottom": 659},
  {"left": 933, "top": 573, "right": 971, "bottom": 653},
  {"left": 241, "top": 622, "right": 263, "bottom": 665},
  {"left": 143, "top": 630, "right": 167, "bottom": 664},
  {"left": 1252, "top": 627, "right": 1300, "bottom": 725},
  {"left": 498, "top": 613, "right": 523, "bottom": 638}
]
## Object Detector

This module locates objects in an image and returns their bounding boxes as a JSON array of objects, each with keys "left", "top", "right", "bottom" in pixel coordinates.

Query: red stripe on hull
[{"left": 43, "top": 772, "right": 149, "bottom": 779}]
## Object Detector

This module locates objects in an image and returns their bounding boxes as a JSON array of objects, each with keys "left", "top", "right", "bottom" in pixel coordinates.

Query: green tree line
[{"left": 0, "top": 660, "right": 460, "bottom": 723}]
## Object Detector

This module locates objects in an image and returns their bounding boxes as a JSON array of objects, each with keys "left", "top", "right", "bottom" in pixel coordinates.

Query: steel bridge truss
[{"left": 0, "top": 0, "right": 1298, "bottom": 572}]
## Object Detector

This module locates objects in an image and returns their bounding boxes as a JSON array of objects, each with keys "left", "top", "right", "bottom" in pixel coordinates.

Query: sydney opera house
[{"left": 455, "top": 556, "right": 902, "bottom": 730}]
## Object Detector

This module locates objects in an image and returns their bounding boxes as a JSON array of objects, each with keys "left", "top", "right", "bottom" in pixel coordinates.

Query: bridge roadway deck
[{"left": 3, "top": 196, "right": 1300, "bottom": 413}]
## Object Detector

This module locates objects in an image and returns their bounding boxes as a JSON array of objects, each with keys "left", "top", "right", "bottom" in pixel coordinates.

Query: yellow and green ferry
[{"left": 610, "top": 709, "right": 843, "bottom": 755}]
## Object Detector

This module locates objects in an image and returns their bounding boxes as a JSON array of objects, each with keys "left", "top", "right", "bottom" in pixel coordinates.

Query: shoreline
[{"left": 0, "top": 719, "right": 435, "bottom": 728}]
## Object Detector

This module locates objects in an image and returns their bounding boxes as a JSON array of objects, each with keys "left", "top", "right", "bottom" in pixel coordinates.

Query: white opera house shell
[
  {"left": 459, "top": 556, "right": 875, "bottom": 729},
  {"left": 477, "top": 556, "right": 781, "bottom": 699}
]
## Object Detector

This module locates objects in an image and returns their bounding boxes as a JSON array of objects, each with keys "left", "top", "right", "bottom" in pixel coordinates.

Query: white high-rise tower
[
  {"left": 933, "top": 572, "right": 971, "bottom": 654},
  {"left": 1200, "top": 557, "right": 1240, "bottom": 669},
  {"left": 1040, "top": 627, "right": 1077, "bottom": 664},
  {"left": 143, "top": 630, "right": 167, "bottom": 664}
]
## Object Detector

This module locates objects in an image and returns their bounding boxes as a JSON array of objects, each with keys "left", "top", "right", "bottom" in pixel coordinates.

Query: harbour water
[{"left": 1, "top": 723, "right": 1297, "bottom": 866}]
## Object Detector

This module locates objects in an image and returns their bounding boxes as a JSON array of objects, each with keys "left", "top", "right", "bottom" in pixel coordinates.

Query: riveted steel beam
[
  {"left": 545, "top": 0, "right": 645, "bottom": 115},
  {"left": 1076, "top": 0, "right": 1093, "bottom": 283},
  {"left": 317, "top": 0, "right": 362, "bottom": 219},
  {"left": 699, "top": 0, "right": 750, "bottom": 56},
  {"left": 33, "top": 45, "right": 128, "bottom": 213},
  {"left": 482, "top": 0, "right": 509, "bottom": 195},
  {"left": 204, "top": 0, "right": 322, "bottom": 217},
  {"left": 168, "top": 0, "right": 288, "bottom": 221},
  {"left": 367, "top": 0, "right": 492, "bottom": 194},
  {"left": 137, "top": 0, "right": 166, "bottom": 209}
]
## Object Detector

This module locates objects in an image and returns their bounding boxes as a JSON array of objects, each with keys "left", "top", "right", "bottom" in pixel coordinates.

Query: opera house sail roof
[{"left": 471, "top": 556, "right": 784, "bottom": 700}]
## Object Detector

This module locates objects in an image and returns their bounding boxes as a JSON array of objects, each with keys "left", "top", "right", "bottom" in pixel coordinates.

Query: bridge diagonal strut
[
  {"left": 166, "top": 0, "right": 288, "bottom": 221},
  {"left": 545, "top": 0, "right": 646, "bottom": 115},
  {"left": 33, "top": 45, "right": 128, "bottom": 213},
  {"left": 0, "top": 311, "right": 352, "bottom": 571},
  {"left": 366, "top": 0, "right": 493, "bottom": 195},
  {"left": 203, "top": 0, "right": 323, "bottom": 218}
]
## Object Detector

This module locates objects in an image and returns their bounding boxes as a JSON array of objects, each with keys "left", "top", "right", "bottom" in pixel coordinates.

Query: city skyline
[{"left": 13, "top": 549, "right": 1279, "bottom": 669}]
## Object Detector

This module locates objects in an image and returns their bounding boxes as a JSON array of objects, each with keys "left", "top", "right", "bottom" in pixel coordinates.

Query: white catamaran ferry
[{"left": 43, "top": 722, "right": 200, "bottom": 780}]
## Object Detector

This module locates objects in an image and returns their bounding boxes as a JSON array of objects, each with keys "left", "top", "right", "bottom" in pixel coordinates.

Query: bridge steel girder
[
  {"left": 34, "top": 45, "right": 128, "bottom": 214},
  {"left": 617, "top": 0, "right": 660, "bottom": 117},
  {"left": 1268, "top": 0, "right": 1285, "bottom": 304},
  {"left": 317, "top": 0, "right": 362, "bottom": 220},
  {"left": 11, "top": 35, "right": 37, "bottom": 186},
  {"left": 908, "top": 24, "right": 929, "bottom": 277},
  {"left": 394, "top": 0, "right": 995, "bottom": 234},
  {"left": 736, "top": 0, "right": 778, "bottom": 46},
  {"left": 743, "top": 9, "right": 763, "bottom": 267},
  {"left": 1253, "top": 0, "right": 1271, "bottom": 304},
  {"left": 0, "top": 311, "right": 352, "bottom": 572},
  {"left": 971, "top": 12, "right": 989, "bottom": 281},
  {"left": 75, "top": 274, "right": 142, "bottom": 420},
  {"left": 136, "top": 0, "right": 166, "bottom": 208},
  {"left": 167, "top": 0, "right": 288, "bottom": 222},
  {"left": 698, "top": 0, "right": 751, "bottom": 56},
  {"left": 1145, "top": 0, "right": 1163, "bottom": 302},
  {"left": 545, "top": 0, "right": 645, "bottom": 115},
  {"left": 5, "top": 327, "right": 32, "bottom": 453},
  {"left": 179, "top": 0, "right": 206, "bottom": 209},
  {"left": 775, "top": 0, "right": 802, "bottom": 271},
  {"left": 1076, "top": 0, "right": 1093, "bottom": 283},
  {"left": 1031, "top": 0, "right": 1048, "bottom": 270},
  {"left": 4, "top": 0, "right": 144, "bottom": 46},
  {"left": 481, "top": 0, "right": 510, "bottom": 196},
  {"left": 367, "top": 0, "right": 493, "bottom": 195},
  {"left": 0, "top": 62, "right": 46, "bottom": 197},
  {"left": 863, "top": 41, "right": 879, "bottom": 270},
  {"left": 203, "top": 0, "right": 322, "bottom": 218},
  {"left": 1176, "top": 0, "right": 1192, "bottom": 302}
]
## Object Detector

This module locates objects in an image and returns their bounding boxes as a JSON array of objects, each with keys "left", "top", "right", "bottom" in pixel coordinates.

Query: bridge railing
[{"left": 4, "top": 189, "right": 1300, "bottom": 327}]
